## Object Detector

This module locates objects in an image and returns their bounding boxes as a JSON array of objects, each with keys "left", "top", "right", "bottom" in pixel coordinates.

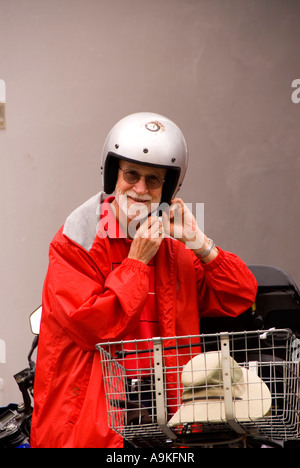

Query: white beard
[{"left": 116, "top": 191, "right": 153, "bottom": 221}]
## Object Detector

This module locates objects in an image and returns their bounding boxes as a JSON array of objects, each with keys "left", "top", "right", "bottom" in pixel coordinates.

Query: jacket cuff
[
  {"left": 122, "top": 257, "right": 151, "bottom": 275},
  {"left": 200, "top": 247, "right": 226, "bottom": 271}
]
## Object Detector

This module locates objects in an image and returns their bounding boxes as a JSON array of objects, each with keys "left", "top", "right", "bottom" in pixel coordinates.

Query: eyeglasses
[{"left": 119, "top": 168, "right": 165, "bottom": 189}]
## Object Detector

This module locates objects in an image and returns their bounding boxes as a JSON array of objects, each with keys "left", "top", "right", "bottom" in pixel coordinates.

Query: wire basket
[{"left": 96, "top": 329, "right": 300, "bottom": 447}]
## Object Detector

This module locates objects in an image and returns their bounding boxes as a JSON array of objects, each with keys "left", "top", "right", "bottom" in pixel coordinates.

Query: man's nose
[{"left": 133, "top": 176, "right": 148, "bottom": 194}]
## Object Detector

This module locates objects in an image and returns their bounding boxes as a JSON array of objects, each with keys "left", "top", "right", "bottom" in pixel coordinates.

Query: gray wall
[{"left": 0, "top": 0, "right": 299, "bottom": 405}]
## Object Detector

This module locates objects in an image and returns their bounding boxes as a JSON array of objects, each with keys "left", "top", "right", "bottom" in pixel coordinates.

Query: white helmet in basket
[{"left": 101, "top": 112, "right": 188, "bottom": 205}]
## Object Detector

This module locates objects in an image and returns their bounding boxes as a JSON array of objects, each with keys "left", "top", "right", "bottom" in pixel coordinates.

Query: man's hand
[
  {"left": 163, "top": 198, "right": 218, "bottom": 263},
  {"left": 128, "top": 215, "right": 164, "bottom": 264}
]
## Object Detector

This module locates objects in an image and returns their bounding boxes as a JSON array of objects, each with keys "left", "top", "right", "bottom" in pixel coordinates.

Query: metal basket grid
[{"left": 96, "top": 329, "right": 300, "bottom": 447}]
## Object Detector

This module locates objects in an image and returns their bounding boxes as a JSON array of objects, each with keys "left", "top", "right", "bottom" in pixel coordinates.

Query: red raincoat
[{"left": 30, "top": 193, "right": 257, "bottom": 448}]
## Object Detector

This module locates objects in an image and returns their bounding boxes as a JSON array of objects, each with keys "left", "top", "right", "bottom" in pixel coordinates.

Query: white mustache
[{"left": 125, "top": 191, "right": 152, "bottom": 202}]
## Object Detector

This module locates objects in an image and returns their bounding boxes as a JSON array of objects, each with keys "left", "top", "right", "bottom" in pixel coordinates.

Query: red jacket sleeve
[
  {"left": 194, "top": 248, "right": 258, "bottom": 318},
  {"left": 43, "top": 238, "right": 151, "bottom": 350}
]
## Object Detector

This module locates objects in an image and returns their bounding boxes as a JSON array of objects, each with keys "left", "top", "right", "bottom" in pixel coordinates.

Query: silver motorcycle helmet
[{"left": 101, "top": 112, "right": 188, "bottom": 205}]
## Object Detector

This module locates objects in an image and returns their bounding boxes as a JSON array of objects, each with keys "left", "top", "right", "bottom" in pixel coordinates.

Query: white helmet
[{"left": 101, "top": 112, "right": 188, "bottom": 205}]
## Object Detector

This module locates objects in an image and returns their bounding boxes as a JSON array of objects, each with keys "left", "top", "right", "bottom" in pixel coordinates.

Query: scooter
[
  {"left": 0, "top": 307, "right": 41, "bottom": 448},
  {"left": 1, "top": 264, "right": 300, "bottom": 448}
]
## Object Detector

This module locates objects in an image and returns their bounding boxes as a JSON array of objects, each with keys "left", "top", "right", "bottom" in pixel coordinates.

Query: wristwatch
[{"left": 199, "top": 238, "right": 215, "bottom": 258}]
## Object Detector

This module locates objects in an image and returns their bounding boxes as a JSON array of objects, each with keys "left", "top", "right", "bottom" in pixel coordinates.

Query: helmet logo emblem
[{"left": 145, "top": 121, "right": 165, "bottom": 132}]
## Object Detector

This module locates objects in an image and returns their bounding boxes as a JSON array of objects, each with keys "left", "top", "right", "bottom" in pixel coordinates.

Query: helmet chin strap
[{"left": 113, "top": 193, "right": 167, "bottom": 239}]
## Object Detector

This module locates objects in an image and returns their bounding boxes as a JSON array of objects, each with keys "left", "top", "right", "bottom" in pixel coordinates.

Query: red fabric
[{"left": 30, "top": 197, "right": 257, "bottom": 448}]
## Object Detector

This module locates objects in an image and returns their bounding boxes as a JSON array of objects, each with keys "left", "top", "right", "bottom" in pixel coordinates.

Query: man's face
[{"left": 113, "top": 160, "right": 167, "bottom": 222}]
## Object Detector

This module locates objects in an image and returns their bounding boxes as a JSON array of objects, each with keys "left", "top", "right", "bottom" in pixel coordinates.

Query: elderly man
[{"left": 31, "top": 113, "right": 257, "bottom": 448}]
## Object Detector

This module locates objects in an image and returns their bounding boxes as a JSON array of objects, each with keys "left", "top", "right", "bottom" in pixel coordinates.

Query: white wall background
[{"left": 0, "top": 0, "right": 299, "bottom": 405}]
